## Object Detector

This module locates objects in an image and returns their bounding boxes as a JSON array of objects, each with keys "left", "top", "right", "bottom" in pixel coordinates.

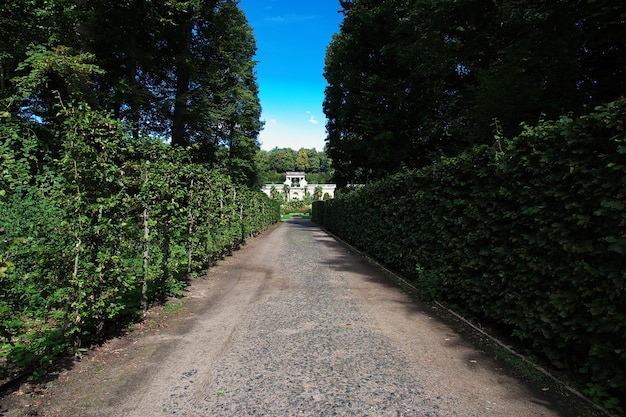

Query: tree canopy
[
  {"left": 1, "top": 0, "right": 262, "bottom": 186},
  {"left": 256, "top": 147, "right": 333, "bottom": 184},
  {"left": 259, "top": 147, "right": 331, "bottom": 173},
  {"left": 324, "top": 0, "right": 626, "bottom": 186}
]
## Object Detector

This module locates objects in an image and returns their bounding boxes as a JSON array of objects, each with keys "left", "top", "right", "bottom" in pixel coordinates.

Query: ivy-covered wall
[{"left": 314, "top": 99, "right": 626, "bottom": 405}]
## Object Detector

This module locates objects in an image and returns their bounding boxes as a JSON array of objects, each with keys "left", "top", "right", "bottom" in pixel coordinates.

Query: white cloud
[
  {"left": 259, "top": 119, "right": 326, "bottom": 151},
  {"left": 308, "top": 115, "right": 319, "bottom": 125},
  {"left": 266, "top": 14, "right": 317, "bottom": 24}
]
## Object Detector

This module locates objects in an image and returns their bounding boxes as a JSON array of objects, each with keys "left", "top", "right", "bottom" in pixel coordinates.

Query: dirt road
[{"left": 4, "top": 219, "right": 576, "bottom": 416}]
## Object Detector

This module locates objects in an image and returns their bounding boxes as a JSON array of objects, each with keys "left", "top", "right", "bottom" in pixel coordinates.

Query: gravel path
[{"left": 6, "top": 219, "right": 573, "bottom": 416}]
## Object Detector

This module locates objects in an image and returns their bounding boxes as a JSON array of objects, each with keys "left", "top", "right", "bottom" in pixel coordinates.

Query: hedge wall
[
  {"left": 314, "top": 99, "right": 626, "bottom": 406},
  {"left": 1, "top": 117, "right": 280, "bottom": 376}
]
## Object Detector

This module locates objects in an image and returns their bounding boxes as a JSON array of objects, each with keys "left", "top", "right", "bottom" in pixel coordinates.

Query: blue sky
[{"left": 238, "top": 0, "right": 344, "bottom": 151}]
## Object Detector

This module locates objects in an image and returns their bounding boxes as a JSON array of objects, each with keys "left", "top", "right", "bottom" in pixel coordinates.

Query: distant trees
[
  {"left": 313, "top": 185, "right": 323, "bottom": 201},
  {"left": 268, "top": 148, "right": 297, "bottom": 173},
  {"left": 257, "top": 147, "right": 333, "bottom": 184},
  {"left": 324, "top": 0, "right": 626, "bottom": 186},
  {"left": 296, "top": 148, "right": 309, "bottom": 171}
]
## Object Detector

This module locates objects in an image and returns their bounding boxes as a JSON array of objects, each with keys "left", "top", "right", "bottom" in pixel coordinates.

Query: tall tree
[
  {"left": 295, "top": 148, "right": 309, "bottom": 171},
  {"left": 1, "top": 0, "right": 79, "bottom": 101},
  {"left": 324, "top": 0, "right": 626, "bottom": 186},
  {"left": 0, "top": 1, "right": 32, "bottom": 100},
  {"left": 206, "top": 1, "right": 263, "bottom": 186},
  {"left": 162, "top": 0, "right": 262, "bottom": 185},
  {"left": 325, "top": 0, "right": 450, "bottom": 186},
  {"left": 2, "top": 0, "right": 263, "bottom": 184},
  {"left": 268, "top": 148, "right": 296, "bottom": 173},
  {"left": 306, "top": 149, "right": 321, "bottom": 173},
  {"left": 168, "top": 0, "right": 196, "bottom": 148},
  {"left": 89, "top": 0, "right": 168, "bottom": 139}
]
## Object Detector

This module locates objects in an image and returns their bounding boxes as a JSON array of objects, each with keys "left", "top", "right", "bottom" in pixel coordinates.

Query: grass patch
[
  {"left": 281, "top": 213, "right": 312, "bottom": 220},
  {"left": 164, "top": 303, "right": 185, "bottom": 315}
]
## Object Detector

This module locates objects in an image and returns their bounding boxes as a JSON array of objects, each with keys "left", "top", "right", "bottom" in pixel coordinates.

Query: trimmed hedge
[
  {"left": 314, "top": 99, "right": 626, "bottom": 405},
  {"left": 1, "top": 123, "right": 280, "bottom": 376}
]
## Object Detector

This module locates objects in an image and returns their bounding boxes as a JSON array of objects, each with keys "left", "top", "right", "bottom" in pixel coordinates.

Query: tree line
[
  {"left": 256, "top": 147, "right": 333, "bottom": 184},
  {"left": 324, "top": 0, "right": 625, "bottom": 186}
]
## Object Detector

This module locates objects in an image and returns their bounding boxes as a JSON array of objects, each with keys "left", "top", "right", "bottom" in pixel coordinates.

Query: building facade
[{"left": 260, "top": 171, "right": 336, "bottom": 201}]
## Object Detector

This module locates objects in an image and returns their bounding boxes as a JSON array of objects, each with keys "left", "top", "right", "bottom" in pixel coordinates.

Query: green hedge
[
  {"left": 0, "top": 112, "right": 280, "bottom": 376},
  {"left": 316, "top": 99, "right": 626, "bottom": 406},
  {"left": 311, "top": 200, "right": 324, "bottom": 225}
]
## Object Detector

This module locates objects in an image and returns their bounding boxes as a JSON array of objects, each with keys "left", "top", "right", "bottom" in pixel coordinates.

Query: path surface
[{"left": 5, "top": 220, "right": 573, "bottom": 416}]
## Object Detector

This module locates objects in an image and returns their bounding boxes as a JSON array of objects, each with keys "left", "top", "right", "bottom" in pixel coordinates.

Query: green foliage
[
  {"left": 295, "top": 148, "right": 309, "bottom": 171},
  {"left": 281, "top": 199, "right": 311, "bottom": 216},
  {"left": 306, "top": 172, "right": 332, "bottom": 184},
  {"left": 311, "top": 200, "right": 324, "bottom": 225},
  {"left": 0, "top": 42, "right": 279, "bottom": 376},
  {"left": 1, "top": 0, "right": 262, "bottom": 185},
  {"left": 257, "top": 147, "right": 332, "bottom": 179},
  {"left": 318, "top": 100, "right": 626, "bottom": 410},
  {"left": 324, "top": 0, "right": 626, "bottom": 186}
]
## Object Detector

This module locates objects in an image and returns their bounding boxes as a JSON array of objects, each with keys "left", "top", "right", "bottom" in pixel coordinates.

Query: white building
[{"left": 261, "top": 171, "right": 336, "bottom": 201}]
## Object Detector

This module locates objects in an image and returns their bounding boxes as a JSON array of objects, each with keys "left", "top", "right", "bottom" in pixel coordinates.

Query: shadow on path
[{"left": 280, "top": 218, "right": 587, "bottom": 417}]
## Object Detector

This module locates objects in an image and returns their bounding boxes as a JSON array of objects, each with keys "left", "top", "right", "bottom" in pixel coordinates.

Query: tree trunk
[
  {"left": 187, "top": 179, "right": 195, "bottom": 274},
  {"left": 63, "top": 236, "right": 82, "bottom": 332},
  {"left": 73, "top": 0, "right": 95, "bottom": 54},
  {"left": 128, "top": 35, "right": 140, "bottom": 140},
  {"left": 141, "top": 207, "right": 149, "bottom": 312},
  {"left": 171, "top": 16, "right": 193, "bottom": 146},
  {"left": 161, "top": 218, "right": 170, "bottom": 282}
]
